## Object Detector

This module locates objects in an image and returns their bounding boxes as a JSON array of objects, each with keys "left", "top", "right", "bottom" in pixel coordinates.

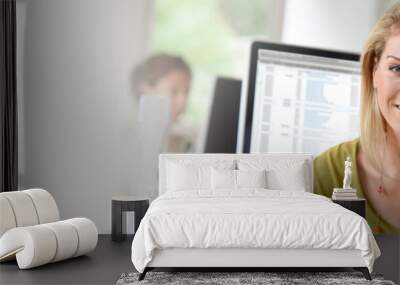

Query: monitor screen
[{"left": 238, "top": 42, "right": 360, "bottom": 155}]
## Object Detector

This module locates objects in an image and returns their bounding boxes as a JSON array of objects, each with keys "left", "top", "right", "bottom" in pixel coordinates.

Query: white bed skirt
[{"left": 148, "top": 248, "right": 366, "bottom": 268}]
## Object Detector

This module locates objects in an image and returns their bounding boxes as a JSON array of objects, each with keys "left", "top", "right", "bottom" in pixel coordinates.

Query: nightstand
[
  {"left": 332, "top": 198, "right": 366, "bottom": 218},
  {"left": 111, "top": 196, "right": 149, "bottom": 242}
]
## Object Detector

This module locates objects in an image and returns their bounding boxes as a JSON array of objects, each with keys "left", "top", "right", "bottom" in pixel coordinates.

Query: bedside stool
[
  {"left": 332, "top": 198, "right": 366, "bottom": 218},
  {"left": 112, "top": 196, "right": 149, "bottom": 242}
]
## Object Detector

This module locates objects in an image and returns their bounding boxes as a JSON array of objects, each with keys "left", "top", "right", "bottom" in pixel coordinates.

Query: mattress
[{"left": 131, "top": 189, "right": 380, "bottom": 273}]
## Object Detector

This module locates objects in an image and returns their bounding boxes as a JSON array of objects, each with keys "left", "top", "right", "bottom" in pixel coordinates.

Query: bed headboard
[{"left": 159, "top": 153, "right": 313, "bottom": 195}]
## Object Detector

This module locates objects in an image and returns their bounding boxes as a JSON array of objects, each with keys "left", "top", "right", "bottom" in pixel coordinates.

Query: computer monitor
[
  {"left": 237, "top": 41, "right": 361, "bottom": 154},
  {"left": 203, "top": 77, "right": 242, "bottom": 153}
]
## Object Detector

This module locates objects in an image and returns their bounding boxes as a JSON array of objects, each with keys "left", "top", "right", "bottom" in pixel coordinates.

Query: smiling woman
[{"left": 314, "top": 3, "right": 400, "bottom": 234}]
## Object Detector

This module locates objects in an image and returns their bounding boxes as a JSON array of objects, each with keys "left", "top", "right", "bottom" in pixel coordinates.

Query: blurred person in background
[{"left": 132, "top": 53, "right": 195, "bottom": 152}]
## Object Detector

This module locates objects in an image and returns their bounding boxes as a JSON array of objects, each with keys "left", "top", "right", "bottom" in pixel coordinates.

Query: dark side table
[
  {"left": 112, "top": 196, "right": 149, "bottom": 242},
  {"left": 332, "top": 198, "right": 366, "bottom": 218}
]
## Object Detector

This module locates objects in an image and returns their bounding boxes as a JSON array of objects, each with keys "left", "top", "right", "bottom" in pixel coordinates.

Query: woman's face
[
  {"left": 373, "top": 32, "right": 400, "bottom": 135},
  {"left": 142, "top": 70, "right": 191, "bottom": 122}
]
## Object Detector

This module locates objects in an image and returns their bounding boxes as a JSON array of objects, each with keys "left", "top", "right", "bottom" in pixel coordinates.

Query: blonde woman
[{"left": 314, "top": 4, "right": 400, "bottom": 234}]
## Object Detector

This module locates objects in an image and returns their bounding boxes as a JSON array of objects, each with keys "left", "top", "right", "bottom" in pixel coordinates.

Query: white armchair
[{"left": 0, "top": 188, "right": 98, "bottom": 269}]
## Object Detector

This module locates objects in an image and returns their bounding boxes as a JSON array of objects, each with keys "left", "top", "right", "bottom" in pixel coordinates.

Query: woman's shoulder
[
  {"left": 314, "top": 138, "right": 359, "bottom": 164},
  {"left": 313, "top": 138, "right": 359, "bottom": 180},
  {"left": 313, "top": 138, "right": 360, "bottom": 196}
]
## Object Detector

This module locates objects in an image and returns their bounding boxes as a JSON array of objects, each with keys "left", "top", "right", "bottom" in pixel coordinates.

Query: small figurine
[
  {"left": 332, "top": 157, "right": 357, "bottom": 200},
  {"left": 343, "top": 156, "right": 352, "bottom": 189}
]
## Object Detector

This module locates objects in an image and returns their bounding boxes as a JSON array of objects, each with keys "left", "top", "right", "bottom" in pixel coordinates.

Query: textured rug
[{"left": 116, "top": 271, "right": 396, "bottom": 285}]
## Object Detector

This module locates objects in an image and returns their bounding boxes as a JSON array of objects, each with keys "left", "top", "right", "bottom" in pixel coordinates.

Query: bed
[{"left": 131, "top": 153, "right": 380, "bottom": 281}]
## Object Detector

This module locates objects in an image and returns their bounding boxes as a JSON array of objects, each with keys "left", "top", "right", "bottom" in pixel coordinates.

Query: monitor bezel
[{"left": 240, "top": 41, "right": 360, "bottom": 153}]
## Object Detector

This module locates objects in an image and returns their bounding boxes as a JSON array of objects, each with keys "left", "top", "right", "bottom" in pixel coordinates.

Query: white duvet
[{"left": 131, "top": 189, "right": 380, "bottom": 273}]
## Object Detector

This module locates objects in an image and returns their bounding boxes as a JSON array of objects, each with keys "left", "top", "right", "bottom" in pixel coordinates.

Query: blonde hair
[{"left": 360, "top": 3, "right": 400, "bottom": 170}]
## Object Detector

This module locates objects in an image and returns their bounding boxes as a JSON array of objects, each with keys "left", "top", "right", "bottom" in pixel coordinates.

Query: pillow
[
  {"left": 237, "top": 159, "right": 307, "bottom": 191},
  {"left": 167, "top": 162, "right": 211, "bottom": 191},
  {"left": 211, "top": 168, "right": 236, "bottom": 190},
  {"left": 266, "top": 162, "right": 306, "bottom": 191},
  {"left": 165, "top": 159, "right": 236, "bottom": 192},
  {"left": 236, "top": 169, "right": 267, "bottom": 188},
  {"left": 211, "top": 168, "right": 268, "bottom": 190}
]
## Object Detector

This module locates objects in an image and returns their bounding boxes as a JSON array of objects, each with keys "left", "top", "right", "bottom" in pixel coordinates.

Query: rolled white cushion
[
  {"left": 0, "top": 191, "right": 39, "bottom": 227},
  {"left": 64, "top": 218, "right": 98, "bottom": 257},
  {"left": 0, "top": 218, "right": 98, "bottom": 269},
  {"left": 23, "top": 189, "right": 60, "bottom": 223},
  {"left": 0, "top": 226, "right": 57, "bottom": 269},
  {"left": 0, "top": 196, "right": 17, "bottom": 237},
  {"left": 42, "top": 221, "right": 79, "bottom": 262}
]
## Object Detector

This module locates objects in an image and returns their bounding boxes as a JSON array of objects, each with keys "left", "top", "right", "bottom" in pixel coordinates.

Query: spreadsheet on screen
[{"left": 250, "top": 49, "right": 361, "bottom": 155}]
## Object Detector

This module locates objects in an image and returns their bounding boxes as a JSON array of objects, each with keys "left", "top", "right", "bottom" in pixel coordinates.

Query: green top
[{"left": 313, "top": 138, "right": 400, "bottom": 234}]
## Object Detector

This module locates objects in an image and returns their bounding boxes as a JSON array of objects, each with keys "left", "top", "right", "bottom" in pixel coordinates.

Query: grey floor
[
  {"left": 0, "top": 235, "right": 134, "bottom": 285},
  {"left": 1, "top": 235, "right": 398, "bottom": 285}
]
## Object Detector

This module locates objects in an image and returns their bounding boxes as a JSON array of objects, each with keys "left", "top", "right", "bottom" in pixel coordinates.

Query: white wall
[
  {"left": 281, "top": 0, "right": 381, "bottom": 53},
  {"left": 18, "top": 0, "right": 153, "bottom": 233}
]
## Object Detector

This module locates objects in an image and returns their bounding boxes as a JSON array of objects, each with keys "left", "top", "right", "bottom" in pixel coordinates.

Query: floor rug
[{"left": 116, "top": 271, "right": 396, "bottom": 285}]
